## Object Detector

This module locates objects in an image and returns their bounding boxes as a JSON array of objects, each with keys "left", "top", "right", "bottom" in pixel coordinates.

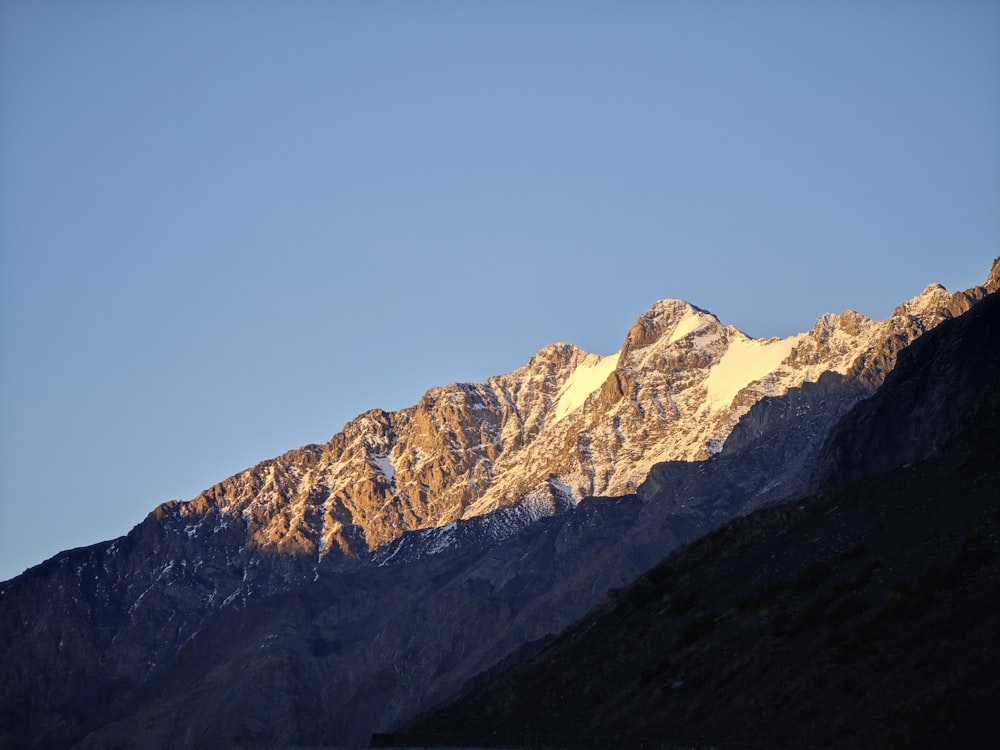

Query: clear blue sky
[{"left": 1, "top": 1, "right": 998, "bottom": 581}]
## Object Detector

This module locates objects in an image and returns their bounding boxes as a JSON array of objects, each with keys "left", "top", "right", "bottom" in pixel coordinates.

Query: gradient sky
[{"left": 1, "top": 1, "right": 998, "bottom": 581}]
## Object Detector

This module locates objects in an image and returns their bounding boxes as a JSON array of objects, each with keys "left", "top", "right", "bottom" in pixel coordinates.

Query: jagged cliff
[
  {"left": 160, "top": 264, "right": 998, "bottom": 561},
  {"left": 408, "top": 287, "right": 1000, "bottom": 750}
]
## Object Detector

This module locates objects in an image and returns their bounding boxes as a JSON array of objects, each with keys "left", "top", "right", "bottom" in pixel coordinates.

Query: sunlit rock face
[{"left": 175, "top": 270, "right": 992, "bottom": 558}]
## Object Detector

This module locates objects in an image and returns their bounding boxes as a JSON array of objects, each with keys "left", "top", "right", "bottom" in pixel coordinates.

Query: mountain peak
[
  {"left": 892, "top": 282, "right": 954, "bottom": 320},
  {"left": 987, "top": 256, "right": 1000, "bottom": 293},
  {"left": 621, "top": 299, "right": 719, "bottom": 357},
  {"left": 528, "top": 340, "right": 583, "bottom": 364}
]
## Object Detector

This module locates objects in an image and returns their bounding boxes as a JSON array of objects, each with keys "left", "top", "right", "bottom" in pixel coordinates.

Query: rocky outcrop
[{"left": 811, "top": 290, "right": 1000, "bottom": 490}]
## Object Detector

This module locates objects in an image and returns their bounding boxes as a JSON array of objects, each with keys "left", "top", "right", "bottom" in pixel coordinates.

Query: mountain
[
  {"left": 1, "top": 260, "right": 996, "bottom": 748},
  {"left": 405, "top": 285, "right": 1000, "bottom": 748},
  {"left": 80, "top": 268, "right": 997, "bottom": 563}
]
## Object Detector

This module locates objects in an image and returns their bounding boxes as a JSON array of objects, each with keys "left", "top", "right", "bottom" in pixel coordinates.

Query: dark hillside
[{"left": 405, "top": 294, "right": 1000, "bottom": 749}]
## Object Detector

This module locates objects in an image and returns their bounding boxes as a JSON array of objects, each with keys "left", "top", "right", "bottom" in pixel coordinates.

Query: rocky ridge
[{"left": 159, "top": 266, "right": 997, "bottom": 563}]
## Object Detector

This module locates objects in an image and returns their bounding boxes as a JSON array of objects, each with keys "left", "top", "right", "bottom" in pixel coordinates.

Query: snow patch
[
  {"left": 156, "top": 560, "right": 175, "bottom": 581},
  {"left": 668, "top": 310, "right": 711, "bottom": 344},
  {"left": 427, "top": 523, "right": 457, "bottom": 554},
  {"left": 703, "top": 333, "right": 801, "bottom": 409},
  {"left": 370, "top": 452, "right": 396, "bottom": 483},
  {"left": 376, "top": 540, "right": 404, "bottom": 566},
  {"left": 552, "top": 351, "right": 620, "bottom": 424},
  {"left": 548, "top": 477, "right": 575, "bottom": 503}
]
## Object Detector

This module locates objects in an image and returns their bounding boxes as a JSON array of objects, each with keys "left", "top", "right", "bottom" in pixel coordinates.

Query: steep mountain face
[
  {"left": 1, "top": 260, "right": 996, "bottom": 749},
  {"left": 407, "top": 285, "right": 1000, "bottom": 750},
  {"left": 0, "top": 508, "right": 329, "bottom": 749},
  {"left": 149, "top": 269, "right": 998, "bottom": 561}
]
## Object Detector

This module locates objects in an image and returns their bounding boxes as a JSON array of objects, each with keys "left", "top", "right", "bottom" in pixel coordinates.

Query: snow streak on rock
[{"left": 552, "top": 350, "right": 621, "bottom": 424}]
